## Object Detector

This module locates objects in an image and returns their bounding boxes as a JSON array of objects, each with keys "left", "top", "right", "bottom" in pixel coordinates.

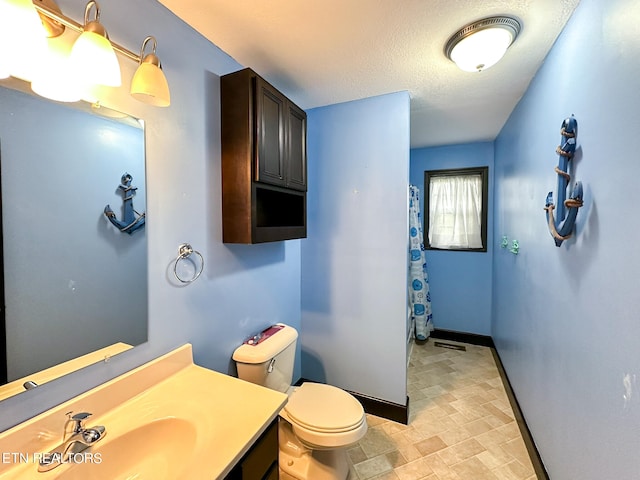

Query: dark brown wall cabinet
[
  {"left": 221, "top": 68, "right": 307, "bottom": 243},
  {"left": 224, "top": 418, "right": 279, "bottom": 480}
]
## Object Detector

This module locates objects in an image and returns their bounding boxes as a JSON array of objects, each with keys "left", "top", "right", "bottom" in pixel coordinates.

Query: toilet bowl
[{"left": 233, "top": 324, "right": 367, "bottom": 480}]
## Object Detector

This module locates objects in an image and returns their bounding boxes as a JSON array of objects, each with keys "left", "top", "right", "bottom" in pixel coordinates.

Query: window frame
[{"left": 423, "top": 166, "right": 489, "bottom": 253}]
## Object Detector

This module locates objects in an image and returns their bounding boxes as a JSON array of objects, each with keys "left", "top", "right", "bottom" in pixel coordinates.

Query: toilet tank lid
[{"left": 233, "top": 324, "right": 298, "bottom": 364}]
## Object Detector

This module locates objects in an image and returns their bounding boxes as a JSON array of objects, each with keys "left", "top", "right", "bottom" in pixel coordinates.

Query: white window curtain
[{"left": 428, "top": 174, "right": 483, "bottom": 249}]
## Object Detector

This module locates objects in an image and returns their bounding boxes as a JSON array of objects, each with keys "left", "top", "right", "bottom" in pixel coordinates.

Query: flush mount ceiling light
[{"left": 445, "top": 16, "right": 521, "bottom": 72}]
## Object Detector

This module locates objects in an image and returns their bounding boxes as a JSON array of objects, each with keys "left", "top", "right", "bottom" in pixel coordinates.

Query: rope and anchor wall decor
[
  {"left": 544, "top": 115, "right": 584, "bottom": 247},
  {"left": 104, "top": 173, "right": 146, "bottom": 235}
]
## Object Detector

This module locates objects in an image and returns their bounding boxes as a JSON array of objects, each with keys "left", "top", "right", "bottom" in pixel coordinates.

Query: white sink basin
[{"left": 55, "top": 418, "right": 197, "bottom": 480}]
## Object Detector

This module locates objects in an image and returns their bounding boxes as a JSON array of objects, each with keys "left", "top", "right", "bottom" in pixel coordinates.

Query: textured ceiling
[{"left": 157, "top": 0, "right": 580, "bottom": 148}]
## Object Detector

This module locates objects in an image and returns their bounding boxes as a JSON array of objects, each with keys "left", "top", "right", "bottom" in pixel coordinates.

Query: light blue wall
[
  {"left": 493, "top": 0, "right": 640, "bottom": 478},
  {"left": 301, "top": 92, "right": 410, "bottom": 406},
  {"left": 410, "top": 142, "right": 494, "bottom": 335},
  {"left": 0, "top": 0, "right": 302, "bottom": 430}
]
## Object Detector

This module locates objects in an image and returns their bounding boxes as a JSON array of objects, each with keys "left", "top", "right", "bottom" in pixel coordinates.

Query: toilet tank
[{"left": 232, "top": 324, "right": 298, "bottom": 393}]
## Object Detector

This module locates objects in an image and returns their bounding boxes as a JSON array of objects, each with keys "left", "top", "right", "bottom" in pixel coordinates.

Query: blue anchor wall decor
[
  {"left": 104, "top": 173, "right": 146, "bottom": 235},
  {"left": 544, "top": 116, "right": 583, "bottom": 247}
]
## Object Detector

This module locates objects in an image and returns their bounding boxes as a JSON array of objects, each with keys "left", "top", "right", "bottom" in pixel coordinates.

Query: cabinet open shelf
[{"left": 254, "top": 185, "right": 306, "bottom": 243}]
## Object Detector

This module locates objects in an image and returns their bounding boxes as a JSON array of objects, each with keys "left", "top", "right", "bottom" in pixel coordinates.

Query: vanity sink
[
  {"left": 0, "top": 344, "right": 288, "bottom": 479},
  {"left": 55, "top": 418, "right": 197, "bottom": 480}
]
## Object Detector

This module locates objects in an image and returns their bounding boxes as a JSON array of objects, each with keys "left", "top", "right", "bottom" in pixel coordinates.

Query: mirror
[{"left": 0, "top": 80, "right": 148, "bottom": 400}]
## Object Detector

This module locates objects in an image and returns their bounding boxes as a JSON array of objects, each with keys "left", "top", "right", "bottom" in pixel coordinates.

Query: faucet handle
[
  {"left": 70, "top": 412, "right": 92, "bottom": 422},
  {"left": 66, "top": 411, "right": 92, "bottom": 434}
]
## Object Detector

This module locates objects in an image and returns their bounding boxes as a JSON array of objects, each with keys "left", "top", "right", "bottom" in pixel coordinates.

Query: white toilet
[{"left": 233, "top": 324, "right": 367, "bottom": 480}]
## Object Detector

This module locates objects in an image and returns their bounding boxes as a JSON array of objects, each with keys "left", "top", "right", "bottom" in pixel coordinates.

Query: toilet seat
[{"left": 281, "top": 382, "right": 367, "bottom": 449}]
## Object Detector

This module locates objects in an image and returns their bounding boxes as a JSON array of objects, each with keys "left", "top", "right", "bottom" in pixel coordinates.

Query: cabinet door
[
  {"left": 224, "top": 419, "right": 279, "bottom": 480},
  {"left": 263, "top": 463, "right": 279, "bottom": 480},
  {"left": 286, "top": 102, "right": 307, "bottom": 191},
  {"left": 255, "top": 77, "right": 286, "bottom": 188}
]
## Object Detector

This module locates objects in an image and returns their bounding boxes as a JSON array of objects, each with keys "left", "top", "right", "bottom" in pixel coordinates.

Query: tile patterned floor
[{"left": 347, "top": 339, "right": 538, "bottom": 480}]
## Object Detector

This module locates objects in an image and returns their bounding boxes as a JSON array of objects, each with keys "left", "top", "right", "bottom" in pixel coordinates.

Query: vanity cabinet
[
  {"left": 225, "top": 418, "right": 279, "bottom": 480},
  {"left": 221, "top": 68, "right": 307, "bottom": 243}
]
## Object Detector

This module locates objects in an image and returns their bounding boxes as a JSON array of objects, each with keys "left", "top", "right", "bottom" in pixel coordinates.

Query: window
[{"left": 424, "top": 167, "right": 488, "bottom": 252}]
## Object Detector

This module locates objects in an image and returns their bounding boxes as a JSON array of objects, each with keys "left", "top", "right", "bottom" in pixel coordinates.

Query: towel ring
[{"left": 173, "top": 243, "right": 204, "bottom": 284}]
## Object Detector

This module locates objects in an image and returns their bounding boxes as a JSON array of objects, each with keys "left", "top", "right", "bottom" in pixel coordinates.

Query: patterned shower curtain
[{"left": 409, "top": 185, "right": 434, "bottom": 342}]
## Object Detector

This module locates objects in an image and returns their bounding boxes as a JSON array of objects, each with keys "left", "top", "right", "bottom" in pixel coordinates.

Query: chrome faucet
[{"left": 37, "top": 411, "right": 106, "bottom": 473}]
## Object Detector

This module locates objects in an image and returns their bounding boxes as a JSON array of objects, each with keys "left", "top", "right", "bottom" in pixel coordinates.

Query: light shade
[
  {"left": 0, "top": 0, "right": 49, "bottom": 81},
  {"left": 445, "top": 16, "right": 521, "bottom": 72},
  {"left": 69, "top": 1, "right": 121, "bottom": 87},
  {"left": 0, "top": 9, "right": 10, "bottom": 78},
  {"left": 130, "top": 36, "right": 170, "bottom": 107},
  {"left": 0, "top": 43, "right": 10, "bottom": 78},
  {"left": 31, "top": 37, "right": 83, "bottom": 102}
]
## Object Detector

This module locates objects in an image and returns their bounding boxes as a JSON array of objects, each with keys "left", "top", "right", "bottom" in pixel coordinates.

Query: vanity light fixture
[
  {"left": 130, "top": 36, "right": 170, "bottom": 107},
  {"left": 30, "top": 1, "right": 82, "bottom": 103},
  {"left": 1, "top": 0, "right": 171, "bottom": 106},
  {"left": 30, "top": 42, "right": 83, "bottom": 102},
  {"left": 68, "top": 0, "right": 121, "bottom": 87},
  {"left": 444, "top": 16, "right": 521, "bottom": 72},
  {"left": 0, "top": 0, "right": 49, "bottom": 81},
  {"left": 0, "top": 38, "right": 10, "bottom": 78}
]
